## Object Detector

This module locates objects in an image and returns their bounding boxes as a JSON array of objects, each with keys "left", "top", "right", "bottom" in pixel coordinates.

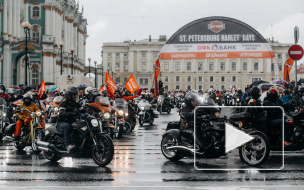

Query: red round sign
[{"left": 288, "top": 44, "right": 304, "bottom": 61}]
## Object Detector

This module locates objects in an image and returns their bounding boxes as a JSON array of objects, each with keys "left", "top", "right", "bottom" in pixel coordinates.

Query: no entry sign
[{"left": 288, "top": 44, "right": 304, "bottom": 61}]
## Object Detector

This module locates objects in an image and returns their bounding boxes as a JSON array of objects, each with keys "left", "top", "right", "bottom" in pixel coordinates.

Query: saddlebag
[{"left": 166, "top": 121, "right": 181, "bottom": 131}]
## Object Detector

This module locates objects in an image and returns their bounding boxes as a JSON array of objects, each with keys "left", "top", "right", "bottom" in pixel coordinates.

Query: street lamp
[
  {"left": 21, "top": 21, "right": 31, "bottom": 86},
  {"left": 94, "top": 61, "right": 97, "bottom": 88},
  {"left": 88, "top": 58, "right": 91, "bottom": 78},
  {"left": 58, "top": 41, "right": 64, "bottom": 75},
  {"left": 70, "top": 47, "right": 75, "bottom": 75}
]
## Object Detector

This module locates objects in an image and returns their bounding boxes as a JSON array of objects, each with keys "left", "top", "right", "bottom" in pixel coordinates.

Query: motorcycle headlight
[
  {"left": 46, "top": 105, "right": 49, "bottom": 109},
  {"left": 91, "top": 119, "right": 99, "bottom": 127},
  {"left": 214, "top": 112, "right": 221, "bottom": 117},
  {"left": 125, "top": 112, "right": 129, "bottom": 117},
  {"left": 159, "top": 100, "right": 162, "bottom": 102},
  {"left": 216, "top": 97, "right": 219, "bottom": 100},
  {"left": 104, "top": 112, "right": 110, "bottom": 119},
  {"left": 118, "top": 110, "right": 124, "bottom": 116},
  {"left": 227, "top": 96, "right": 229, "bottom": 98},
  {"left": 3, "top": 113, "right": 6, "bottom": 117},
  {"left": 54, "top": 107, "right": 58, "bottom": 111},
  {"left": 36, "top": 111, "right": 42, "bottom": 117},
  {"left": 236, "top": 98, "right": 240, "bottom": 102},
  {"left": 141, "top": 106, "right": 145, "bottom": 111}
]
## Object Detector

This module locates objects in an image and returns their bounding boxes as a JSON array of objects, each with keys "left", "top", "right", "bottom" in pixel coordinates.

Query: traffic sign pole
[{"left": 294, "top": 26, "right": 300, "bottom": 88}]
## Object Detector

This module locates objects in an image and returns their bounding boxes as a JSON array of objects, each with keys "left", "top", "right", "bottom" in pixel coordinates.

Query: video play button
[{"left": 225, "top": 123, "right": 254, "bottom": 153}]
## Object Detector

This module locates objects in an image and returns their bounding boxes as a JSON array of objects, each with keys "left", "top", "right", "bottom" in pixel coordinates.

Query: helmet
[
  {"left": 141, "top": 92, "right": 146, "bottom": 99},
  {"left": 184, "top": 93, "right": 198, "bottom": 109},
  {"left": 250, "top": 86, "right": 260, "bottom": 99},
  {"left": 283, "top": 89, "right": 289, "bottom": 95},
  {"left": 114, "top": 94, "right": 120, "bottom": 99},
  {"left": 267, "top": 89, "right": 279, "bottom": 102},
  {"left": 288, "top": 85, "right": 294, "bottom": 90},
  {"left": 0, "top": 89, "right": 3, "bottom": 94},
  {"left": 32, "top": 92, "right": 39, "bottom": 97},
  {"left": 146, "top": 93, "right": 151, "bottom": 98},
  {"left": 85, "top": 87, "right": 93, "bottom": 95},
  {"left": 91, "top": 90, "right": 101, "bottom": 102},
  {"left": 66, "top": 87, "right": 79, "bottom": 102},
  {"left": 23, "top": 92, "right": 33, "bottom": 106}
]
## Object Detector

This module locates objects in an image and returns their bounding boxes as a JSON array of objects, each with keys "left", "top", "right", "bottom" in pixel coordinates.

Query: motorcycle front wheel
[
  {"left": 239, "top": 131, "right": 270, "bottom": 167},
  {"left": 32, "top": 128, "right": 45, "bottom": 154},
  {"left": 115, "top": 124, "right": 123, "bottom": 139},
  {"left": 92, "top": 134, "right": 114, "bottom": 167},
  {"left": 139, "top": 116, "right": 144, "bottom": 126}
]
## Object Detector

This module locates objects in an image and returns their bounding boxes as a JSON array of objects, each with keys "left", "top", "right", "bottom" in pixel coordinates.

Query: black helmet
[
  {"left": 23, "top": 92, "right": 33, "bottom": 106},
  {"left": 288, "top": 85, "right": 294, "bottom": 90},
  {"left": 250, "top": 86, "right": 260, "bottom": 99},
  {"left": 66, "top": 87, "right": 79, "bottom": 102},
  {"left": 114, "top": 94, "right": 120, "bottom": 99},
  {"left": 91, "top": 90, "right": 101, "bottom": 102},
  {"left": 267, "top": 89, "right": 279, "bottom": 102},
  {"left": 141, "top": 93, "right": 146, "bottom": 99},
  {"left": 283, "top": 89, "right": 289, "bottom": 95},
  {"left": 184, "top": 93, "right": 198, "bottom": 109}
]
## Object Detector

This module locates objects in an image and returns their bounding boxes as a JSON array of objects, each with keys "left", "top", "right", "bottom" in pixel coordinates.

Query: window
[
  {"left": 198, "top": 62, "right": 203, "bottom": 70},
  {"left": 231, "top": 62, "right": 236, "bottom": 70},
  {"left": 175, "top": 62, "right": 180, "bottom": 70},
  {"left": 277, "top": 53, "right": 281, "bottom": 59},
  {"left": 176, "top": 76, "right": 180, "bottom": 82},
  {"left": 124, "top": 77, "right": 128, "bottom": 82},
  {"left": 139, "top": 78, "right": 148, "bottom": 85},
  {"left": 187, "top": 76, "right": 191, "bottom": 82},
  {"left": 232, "top": 76, "right": 236, "bottom": 82},
  {"left": 116, "top": 53, "right": 120, "bottom": 58},
  {"left": 199, "top": 76, "right": 202, "bottom": 82},
  {"left": 32, "top": 6, "right": 40, "bottom": 17},
  {"left": 32, "top": 69, "right": 39, "bottom": 85},
  {"left": 209, "top": 62, "right": 214, "bottom": 70},
  {"left": 254, "top": 62, "right": 259, "bottom": 70},
  {"left": 32, "top": 30, "right": 40, "bottom": 42},
  {"left": 153, "top": 52, "right": 158, "bottom": 58},
  {"left": 116, "top": 77, "right": 120, "bottom": 83},
  {"left": 107, "top": 53, "right": 112, "bottom": 57},
  {"left": 164, "top": 62, "right": 169, "bottom": 70},
  {"left": 252, "top": 78, "right": 261, "bottom": 82},
  {"left": 199, "top": 85, "right": 202, "bottom": 90},
  {"left": 142, "top": 52, "right": 146, "bottom": 58},
  {"left": 176, "top": 85, "right": 180, "bottom": 90},
  {"left": 187, "top": 62, "right": 191, "bottom": 70},
  {"left": 210, "top": 76, "right": 213, "bottom": 82},
  {"left": 187, "top": 85, "right": 191, "bottom": 90},
  {"left": 243, "top": 62, "right": 247, "bottom": 70},
  {"left": 210, "top": 85, "right": 214, "bottom": 89},
  {"left": 124, "top": 64, "right": 128, "bottom": 71},
  {"left": 108, "top": 62, "right": 112, "bottom": 70},
  {"left": 124, "top": 53, "right": 128, "bottom": 58},
  {"left": 221, "top": 85, "right": 225, "bottom": 91},
  {"left": 116, "top": 62, "right": 120, "bottom": 70},
  {"left": 165, "top": 76, "right": 169, "bottom": 82},
  {"left": 221, "top": 76, "right": 225, "bottom": 82},
  {"left": 141, "top": 62, "right": 146, "bottom": 70},
  {"left": 220, "top": 62, "right": 225, "bottom": 70}
]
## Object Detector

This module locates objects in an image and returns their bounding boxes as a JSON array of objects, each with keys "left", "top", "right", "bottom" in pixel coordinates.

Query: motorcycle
[
  {"left": 113, "top": 98, "right": 129, "bottom": 138},
  {"left": 215, "top": 95, "right": 222, "bottom": 106},
  {"left": 161, "top": 94, "right": 269, "bottom": 167},
  {"left": 0, "top": 98, "right": 8, "bottom": 141},
  {"left": 87, "top": 96, "right": 116, "bottom": 139},
  {"left": 45, "top": 96, "right": 64, "bottom": 123},
  {"left": 4, "top": 106, "right": 45, "bottom": 154},
  {"left": 138, "top": 99, "right": 159, "bottom": 126},
  {"left": 157, "top": 95, "right": 171, "bottom": 114},
  {"left": 35, "top": 112, "right": 114, "bottom": 167},
  {"left": 175, "top": 92, "right": 185, "bottom": 109}
]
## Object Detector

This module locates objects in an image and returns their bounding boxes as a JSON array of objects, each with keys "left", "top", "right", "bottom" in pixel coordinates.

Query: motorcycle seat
[
  {"left": 71, "top": 120, "right": 86, "bottom": 128},
  {"left": 47, "top": 124, "right": 63, "bottom": 134}
]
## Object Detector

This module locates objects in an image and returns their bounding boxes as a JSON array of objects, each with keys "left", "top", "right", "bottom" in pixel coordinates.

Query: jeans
[
  {"left": 270, "top": 119, "right": 286, "bottom": 140},
  {"left": 57, "top": 122, "right": 72, "bottom": 147}
]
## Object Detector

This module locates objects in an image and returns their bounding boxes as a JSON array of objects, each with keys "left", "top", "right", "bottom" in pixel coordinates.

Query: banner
[
  {"left": 125, "top": 74, "right": 139, "bottom": 94},
  {"left": 160, "top": 17, "right": 275, "bottom": 61},
  {"left": 105, "top": 72, "right": 117, "bottom": 97},
  {"left": 284, "top": 58, "right": 295, "bottom": 82},
  {"left": 99, "top": 85, "right": 106, "bottom": 92},
  {"left": 154, "top": 59, "right": 160, "bottom": 98},
  {"left": 38, "top": 79, "right": 45, "bottom": 100}
]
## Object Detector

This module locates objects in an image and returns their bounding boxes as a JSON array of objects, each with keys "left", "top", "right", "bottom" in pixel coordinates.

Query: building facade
[
  {"left": 0, "top": 0, "right": 88, "bottom": 86},
  {"left": 102, "top": 37, "right": 293, "bottom": 91}
]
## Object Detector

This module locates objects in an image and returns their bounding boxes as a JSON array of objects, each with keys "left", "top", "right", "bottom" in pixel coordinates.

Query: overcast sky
[{"left": 78, "top": 0, "right": 304, "bottom": 66}]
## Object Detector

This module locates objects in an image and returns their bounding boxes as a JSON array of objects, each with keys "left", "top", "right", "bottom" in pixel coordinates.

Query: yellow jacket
[{"left": 18, "top": 102, "right": 40, "bottom": 121}]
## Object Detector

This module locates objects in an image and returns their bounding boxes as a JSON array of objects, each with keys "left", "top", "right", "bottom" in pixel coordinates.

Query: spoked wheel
[
  {"left": 239, "top": 131, "right": 270, "bottom": 167},
  {"left": 115, "top": 124, "right": 123, "bottom": 139},
  {"left": 139, "top": 116, "right": 144, "bottom": 126},
  {"left": 161, "top": 133, "right": 184, "bottom": 161},
  {"left": 32, "top": 128, "right": 45, "bottom": 154},
  {"left": 92, "top": 134, "right": 114, "bottom": 167},
  {"left": 124, "top": 122, "right": 132, "bottom": 133},
  {"left": 43, "top": 134, "right": 62, "bottom": 162}
]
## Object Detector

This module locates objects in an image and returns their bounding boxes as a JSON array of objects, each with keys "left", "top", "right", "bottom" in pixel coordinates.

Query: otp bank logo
[{"left": 197, "top": 45, "right": 218, "bottom": 51}]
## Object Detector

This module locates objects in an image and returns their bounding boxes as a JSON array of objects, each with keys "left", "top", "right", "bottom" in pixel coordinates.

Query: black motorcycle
[
  {"left": 35, "top": 112, "right": 114, "bottom": 167},
  {"left": 161, "top": 95, "right": 269, "bottom": 167},
  {"left": 157, "top": 95, "right": 172, "bottom": 114}
]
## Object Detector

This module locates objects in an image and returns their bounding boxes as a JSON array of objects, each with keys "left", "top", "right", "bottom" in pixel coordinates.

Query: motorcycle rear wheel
[
  {"left": 32, "top": 128, "right": 45, "bottom": 154},
  {"left": 161, "top": 133, "right": 184, "bottom": 161},
  {"left": 43, "top": 134, "right": 62, "bottom": 162},
  {"left": 239, "top": 131, "right": 270, "bottom": 167},
  {"left": 92, "top": 134, "right": 114, "bottom": 167}
]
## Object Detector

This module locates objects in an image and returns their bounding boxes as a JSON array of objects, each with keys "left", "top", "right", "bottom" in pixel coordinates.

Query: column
[
  {"left": 248, "top": 59, "right": 253, "bottom": 73},
  {"left": 3, "top": 0, "right": 8, "bottom": 41},
  {"left": 74, "top": 23, "right": 78, "bottom": 56},
  {"left": 236, "top": 59, "right": 241, "bottom": 73},
  {"left": 45, "top": 5, "right": 51, "bottom": 35},
  {"left": 266, "top": 58, "right": 272, "bottom": 73},
  {"left": 16, "top": 0, "right": 21, "bottom": 41},
  {"left": 24, "top": 1, "right": 29, "bottom": 22},
  {"left": 64, "top": 18, "right": 68, "bottom": 52},
  {"left": 12, "top": 0, "right": 17, "bottom": 42},
  {"left": 120, "top": 53, "right": 123, "bottom": 73},
  {"left": 8, "top": 0, "right": 13, "bottom": 42},
  {"left": 169, "top": 59, "right": 174, "bottom": 73},
  {"left": 146, "top": 51, "right": 151, "bottom": 72},
  {"left": 128, "top": 51, "right": 134, "bottom": 72},
  {"left": 52, "top": 7, "right": 56, "bottom": 38},
  {"left": 214, "top": 59, "right": 219, "bottom": 73},
  {"left": 259, "top": 58, "right": 263, "bottom": 73},
  {"left": 204, "top": 59, "right": 209, "bottom": 73},
  {"left": 137, "top": 51, "right": 140, "bottom": 72},
  {"left": 70, "top": 19, "right": 73, "bottom": 52},
  {"left": 112, "top": 53, "right": 115, "bottom": 73},
  {"left": 3, "top": 44, "right": 11, "bottom": 86},
  {"left": 191, "top": 59, "right": 196, "bottom": 72}
]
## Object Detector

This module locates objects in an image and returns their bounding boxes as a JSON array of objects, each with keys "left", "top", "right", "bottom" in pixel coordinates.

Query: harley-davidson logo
[{"left": 208, "top": 21, "right": 225, "bottom": 33}]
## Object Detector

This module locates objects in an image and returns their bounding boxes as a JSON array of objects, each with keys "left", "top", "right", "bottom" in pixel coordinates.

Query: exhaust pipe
[
  {"left": 167, "top": 146, "right": 204, "bottom": 155},
  {"left": 37, "top": 146, "right": 49, "bottom": 153},
  {"left": 36, "top": 140, "right": 50, "bottom": 147}
]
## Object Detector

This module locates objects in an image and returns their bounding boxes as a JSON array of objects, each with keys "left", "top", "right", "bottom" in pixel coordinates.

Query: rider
[
  {"left": 246, "top": 86, "right": 264, "bottom": 118},
  {"left": 57, "top": 87, "right": 82, "bottom": 153},
  {"left": 281, "top": 89, "right": 293, "bottom": 104},
  {"left": 90, "top": 90, "right": 102, "bottom": 103},
  {"left": 32, "top": 92, "right": 41, "bottom": 109},
  {"left": 14, "top": 92, "right": 41, "bottom": 141}
]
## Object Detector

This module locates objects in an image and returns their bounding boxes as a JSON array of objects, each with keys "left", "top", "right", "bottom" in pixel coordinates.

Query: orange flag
[
  {"left": 125, "top": 74, "right": 139, "bottom": 94},
  {"left": 105, "top": 72, "right": 117, "bottom": 97},
  {"left": 154, "top": 59, "right": 160, "bottom": 98},
  {"left": 38, "top": 79, "right": 45, "bottom": 100},
  {"left": 99, "top": 86, "right": 106, "bottom": 92},
  {"left": 284, "top": 58, "right": 295, "bottom": 82}
]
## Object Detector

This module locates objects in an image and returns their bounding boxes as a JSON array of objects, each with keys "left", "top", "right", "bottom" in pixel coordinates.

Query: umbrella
[
  {"left": 272, "top": 80, "right": 288, "bottom": 88},
  {"left": 5, "top": 88, "right": 16, "bottom": 93},
  {"left": 250, "top": 80, "right": 268, "bottom": 87},
  {"left": 48, "top": 86, "right": 57, "bottom": 92},
  {"left": 22, "top": 86, "right": 35, "bottom": 92},
  {"left": 9, "top": 85, "right": 21, "bottom": 89},
  {"left": 257, "top": 83, "right": 272, "bottom": 91}
]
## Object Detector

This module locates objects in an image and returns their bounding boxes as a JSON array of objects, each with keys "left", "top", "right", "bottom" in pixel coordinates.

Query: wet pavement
[{"left": 0, "top": 108, "right": 304, "bottom": 189}]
